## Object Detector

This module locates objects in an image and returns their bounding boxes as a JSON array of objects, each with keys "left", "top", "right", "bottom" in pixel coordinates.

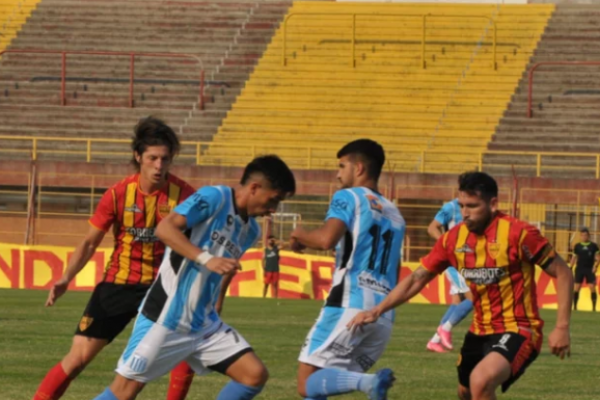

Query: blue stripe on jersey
[
  {"left": 164, "top": 265, "right": 199, "bottom": 330},
  {"left": 122, "top": 314, "right": 154, "bottom": 363},
  {"left": 192, "top": 272, "right": 222, "bottom": 331},
  {"left": 308, "top": 307, "right": 344, "bottom": 355}
]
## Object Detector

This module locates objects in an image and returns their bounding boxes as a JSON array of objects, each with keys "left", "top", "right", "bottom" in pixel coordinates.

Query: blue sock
[
  {"left": 93, "top": 387, "right": 119, "bottom": 400},
  {"left": 216, "top": 381, "right": 263, "bottom": 400},
  {"left": 305, "top": 368, "right": 375, "bottom": 397},
  {"left": 448, "top": 299, "right": 473, "bottom": 326},
  {"left": 440, "top": 304, "right": 457, "bottom": 325}
]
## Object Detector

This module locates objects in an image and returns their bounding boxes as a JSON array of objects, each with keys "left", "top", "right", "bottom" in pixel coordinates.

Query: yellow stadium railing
[
  {"left": 281, "top": 13, "right": 497, "bottom": 69},
  {"left": 2, "top": 135, "right": 600, "bottom": 178}
]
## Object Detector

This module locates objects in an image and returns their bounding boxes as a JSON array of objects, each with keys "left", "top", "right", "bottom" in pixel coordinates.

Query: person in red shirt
[
  {"left": 348, "top": 171, "right": 573, "bottom": 400},
  {"left": 32, "top": 117, "right": 198, "bottom": 400}
]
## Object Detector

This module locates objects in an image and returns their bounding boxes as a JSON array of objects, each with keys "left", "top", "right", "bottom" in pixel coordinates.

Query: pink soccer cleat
[
  {"left": 437, "top": 326, "right": 453, "bottom": 350},
  {"left": 427, "top": 341, "right": 447, "bottom": 353}
]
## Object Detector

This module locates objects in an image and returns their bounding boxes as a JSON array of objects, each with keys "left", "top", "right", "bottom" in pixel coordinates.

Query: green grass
[{"left": 0, "top": 289, "right": 597, "bottom": 400}]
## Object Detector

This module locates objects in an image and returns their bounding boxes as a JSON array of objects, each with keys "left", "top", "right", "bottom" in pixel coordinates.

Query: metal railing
[
  {"left": 282, "top": 13, "right": 497, "bottom": 70},
  {"left": 3, "top": 135, "right": 600, "bottom": 178},
  {"left": 0, "top": 49, "right": 206, "bottom": 109},
  {"left": 527, "top": 61, "right": 600, "bottom": 118}
]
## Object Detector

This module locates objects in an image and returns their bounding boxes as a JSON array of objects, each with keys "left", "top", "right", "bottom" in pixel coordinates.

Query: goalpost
[{"left": 264, "top": 212, "right": 302, "bottom": 243}]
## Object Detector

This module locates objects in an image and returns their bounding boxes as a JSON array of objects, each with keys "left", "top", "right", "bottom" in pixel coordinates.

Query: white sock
[
  {"left": 430, "top": 333, "right": 441, "bottom": 343},
  {"left": 442, "top": 321, "right": 453, "bottom": 332}
]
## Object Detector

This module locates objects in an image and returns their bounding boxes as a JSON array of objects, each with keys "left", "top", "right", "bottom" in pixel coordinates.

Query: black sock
[
  {"left": 592, "top": 292, "right": 597, "bottom": 311},
  {"left": 574, "top": 292, "right": 580, "bottom": 310}
]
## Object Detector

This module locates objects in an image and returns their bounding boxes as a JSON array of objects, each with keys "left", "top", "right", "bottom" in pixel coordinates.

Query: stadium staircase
[
  {"left": 491, "top": 4, "right": 600, "bottom": 179},
  {"left": 0, "top": 0, "right": 293, "bottom": 162},
  {"left": 208, "top": 2, "right": 554, "bottom": 172}
]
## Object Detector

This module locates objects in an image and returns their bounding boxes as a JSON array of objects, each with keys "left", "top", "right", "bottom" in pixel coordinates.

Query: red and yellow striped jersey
[
  {"left": 421, "top": 212, "right": 555, "bottom": 348},
  {"left": 89, "top": 173, "right": 195, "bottom": 285}
]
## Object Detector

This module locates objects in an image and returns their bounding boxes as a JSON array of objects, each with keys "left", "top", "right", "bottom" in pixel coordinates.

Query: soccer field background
[{"left": 1, "top": 289, "right": 597, "bottom": 400}]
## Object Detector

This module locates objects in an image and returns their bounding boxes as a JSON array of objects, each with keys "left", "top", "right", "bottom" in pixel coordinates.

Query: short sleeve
[
  {"left": 325, "top": 190, "right": 356, "bottom": 230},
  {"left": 520, "top": 224, "right": 555, "bottom": 269},
  {"left": 174, "top": 186, "right": 223, "bottom": 229},
  {"left": 594, "top": 243, "right": 600, "bottom": 255},
  {"left": 434, "top": 202, "right": 452, "bottom": 226},
  {"left": 89, "top": 188, "right": 115, "bottom": 232},
  {"left": 420, "top": 233, "right": 451, "bottom": 274}
]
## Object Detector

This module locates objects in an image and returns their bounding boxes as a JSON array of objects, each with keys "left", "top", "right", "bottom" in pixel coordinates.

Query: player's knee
[
  {"left": 297, "top": 380, "right": 308, "bottom": 398},
  {"left": 457, "top": 385, "right": 471, "bottom": 400},
  {"left": 239, "top": 363, "right": 269, "bottom": 387},
  {"left": 469, "top": 371, "right": 495, "bottom": 397}
]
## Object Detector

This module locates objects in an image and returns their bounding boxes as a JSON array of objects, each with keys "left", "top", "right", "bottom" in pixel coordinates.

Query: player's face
[
  {"left": 458, "top": 191, "right": 498, "bottom": 234},
  {"left": 581, "top": 232, "right": 590, "bottom": 242},
  {"left": 248, "top": 181, "right": 287, "bottom": 217},
  {"left": 336, "top": 155, "right": 355, "bottom": 188},
  {"left": 136, "top": 145, "right": 172, "bottom": 187}
]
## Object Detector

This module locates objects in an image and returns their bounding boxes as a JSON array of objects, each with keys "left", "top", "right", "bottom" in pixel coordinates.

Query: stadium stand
[
  {"left": 0, "top": 0, "right": 40, "bottom": 52},
  {"left": 0, "top": 0, "right": 292, "bottom": 161},
  {"left": 209, "top": 2, "right": 554, "bottom": 172},
  {"left": 491, "top": 4, "right": 600, "bottom": 178}
]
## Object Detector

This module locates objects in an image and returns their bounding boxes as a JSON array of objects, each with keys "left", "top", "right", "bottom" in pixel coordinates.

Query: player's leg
[
  {"left": 166, "top": 361, "right": 195, "bottom": 400},
  {"left": 469, "top": 332, "right": 539, "bottom": 400},
  {"left": 587, "top": 272, "right": 597, "bottom": 311},
  {"left": 456, "top": 332, "right": 485, "bottom": 400},
  {"left": 574, "top": 269, "right": 583, "bottom": 310},
  {"left": 263, "top": 273, "right": 271, "bottom": 298},
  {"left": 215, "top": 351, "right": 268, "bottom": 400},
  {"left": 32, "top": 283, "right": 140, "bottom": 400},
  {"left": 437, "top": 268, "right": 473, "bottom": 350},
  {"left": 428, "top": 297, "right": 457, "bottom": 352},
  {"left": 94, "top": 314, "right": 194, "bottom": 400},
  {"left": 299, "top": 308, "right": 395, "bottom": 400},
  {"left": 273, "top": 273, "right": 279, "bottom": 299}
]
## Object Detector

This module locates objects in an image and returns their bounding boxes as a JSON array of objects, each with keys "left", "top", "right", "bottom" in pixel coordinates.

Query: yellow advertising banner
[{"left": 0, "top": 244, "right": 592, "bottom": 310}]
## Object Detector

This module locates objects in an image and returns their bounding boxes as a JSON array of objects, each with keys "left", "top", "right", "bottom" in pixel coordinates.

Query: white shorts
[
  {"left": 116, "top": 314, "right": 251, "bottom": 383},
  {"left": 445, "top": 267, "right": 470, "bottom": 295},
  {"left": 298, "top": 307, "right": 392, "bottom": 372}
]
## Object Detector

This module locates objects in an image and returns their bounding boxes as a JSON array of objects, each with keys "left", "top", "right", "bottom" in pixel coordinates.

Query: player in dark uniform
[
  {"left": 32, "top": 117, "right": 197, "bottom": 400},
  {"left": 570, "top": 227, "right": 599, "bottom": 311},
  {"left": 263, "top": 235, "right": 281, "bottom": 298}
]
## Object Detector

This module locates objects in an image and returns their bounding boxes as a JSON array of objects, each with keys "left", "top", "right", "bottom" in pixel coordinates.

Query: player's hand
[
  {"left": 205, "top": 257, "right": 242, "bottom": 275},
  {"left": 548, "top": 326, "right": 571, "bottom": 360},
  {"left": 46, "top": 278, "right": 69, "bottom": 307},
  {"left": 290, "top": 238, "right": 306, "bottom": 254},
  {"left": 346, "top": 309, "right": 380, "bottom": 332}
]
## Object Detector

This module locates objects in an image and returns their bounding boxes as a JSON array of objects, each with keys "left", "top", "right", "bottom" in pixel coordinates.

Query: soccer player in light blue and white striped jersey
[
  {"left": 291, "top": 139, "right": 404, "bottom": 400},
  {"left": 91, "top": 155, "right": 296, "bottom": 400}
]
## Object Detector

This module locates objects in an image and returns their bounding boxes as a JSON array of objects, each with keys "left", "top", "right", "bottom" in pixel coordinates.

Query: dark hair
[
  {"left": 240, "top": 155, "right": 296, "bottom": 196},
  {"left": 131, "top": 116, "right": 180, "bottom": 170},
  {"left": 268, "top": 235, "right": 275, "bottom": 239},
  {"left": 458, "top": 172, "right": 498, "bottom": 202},
  {"left": 580, "top": 227, "right": 590, "bottom": 234},
  {"left": 337, "top": 139, "right": 385, "bottom": 180}
]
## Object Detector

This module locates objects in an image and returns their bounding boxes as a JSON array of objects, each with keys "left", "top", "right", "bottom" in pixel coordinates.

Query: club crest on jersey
[
  {"left": 158, "top": 203, "right": 171, "bottom": 218},
  {"left": 487, "top": 242, "right": 501, "bottom": 259},
  {"left": 366, "top": 195, "right": 383, "bottom": 213},
  {"left": 79, "top": 316, "right": 93, "bottom": 332}
]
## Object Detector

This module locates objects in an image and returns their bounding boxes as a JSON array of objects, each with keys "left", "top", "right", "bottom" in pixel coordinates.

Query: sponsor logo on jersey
[
  {"left": 358, "top": 272, "right": 392, "bottom": 294},
  {"left": 211, "top": 231, "right": 243, "bottom": 259},
  {"left": 79, "top": 315, "right": 93, "bottom": 332},
  {"left": 366, "top": 194, "right": 383, "bottom": 213},
  {"left": 455, "top": 244, "right": 474, "bottom": 254},
  {"left": 158, "top": 203, "right": 171, "bottom": 218},
  {"left": 461, "top": 267, "right": 507, "bottom": 285},
  {"left": 124, "top": 204, "right": 143, "bottom": 213},
  {"left": 126, "top": 227, "right": 158, "bottom": 243}
]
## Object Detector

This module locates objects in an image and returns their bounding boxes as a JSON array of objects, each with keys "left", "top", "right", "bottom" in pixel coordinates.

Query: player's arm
[
  {"left": 594, "top": 248, "right": 600, "bottom": 274},
  {"left": 46, "top": 225, "right": 106, "bottom": 306},
  {"left": 290, "top": 218, "right": 346, "bottom": 252},
  {"left": 542, "top": 254, "right": 573, "bottom": 359},
  {"left": 348, "top": 234, "right": 450, "bottom": 329},
  {"left": 347, "top": 266, "right": 437, "bottom": 329},
  {"left": 427, "top": 219, "right": 444, "bottom": 240},
  {"left": 569, "top": 249, "right": 577, "bottom": 269},
  {"left": 155, "top": 188, "right": 240, "bottom": 275},
  {"left": 215, "top": 272, "right": 234, "bottom": 316}
]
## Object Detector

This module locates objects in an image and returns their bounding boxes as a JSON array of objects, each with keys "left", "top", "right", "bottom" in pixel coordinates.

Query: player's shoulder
[
  {"left": 109, "top": 174, "right": 138, "bottom": 193},
  {"left": 167, "top": 173, "right": 195, "bottom": 193}
]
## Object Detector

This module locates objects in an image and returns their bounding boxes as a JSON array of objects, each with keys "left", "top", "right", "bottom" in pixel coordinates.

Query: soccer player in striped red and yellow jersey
[
  {"left": 32, "top": 117, "right": 197, "bottom": 400},
  {"left": 348, "top": 172, "right": 573, "bottom": 400}
]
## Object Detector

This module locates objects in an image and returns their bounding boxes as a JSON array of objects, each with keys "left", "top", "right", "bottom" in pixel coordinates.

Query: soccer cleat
[
  {"left": 426, "top": 341, "right": 447, "bottom": 353},
  {"left": 369, "top": 368, "right": 395, "bottom": 400},
  {"left": 437, "top": 326, "right": 453, "bottom": 350}
]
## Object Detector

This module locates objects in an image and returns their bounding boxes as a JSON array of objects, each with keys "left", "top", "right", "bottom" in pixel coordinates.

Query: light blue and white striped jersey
[
  {"left": 326, "top": 187, "right": 405, "bottom": 321},
  {"left": 140, "top": 185, "right": 260, "bottom": 334},
  {"left": 434, "top": 198, "right": 462, "bottom": 230}
]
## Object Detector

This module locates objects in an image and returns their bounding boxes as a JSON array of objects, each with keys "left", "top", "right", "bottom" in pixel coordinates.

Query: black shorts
[
  {"left": 575, "top": 268, "right": 597, "bottom": 285},
  {"left": 75, "top": 282, "right": 150, "bottom": 343},
  {"left": 457, "top": 332, "right": 539, "bottom": 393}
]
